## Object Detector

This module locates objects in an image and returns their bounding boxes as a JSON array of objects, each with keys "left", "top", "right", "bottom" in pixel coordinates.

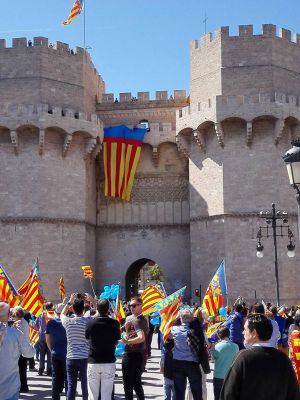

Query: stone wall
[{"left": 0, "top": 37, "right": 105, "bottom": 114}]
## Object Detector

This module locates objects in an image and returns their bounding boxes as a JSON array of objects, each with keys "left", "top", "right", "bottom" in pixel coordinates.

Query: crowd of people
[{"left": 0, "top": 293, "right": 299, "bottom": 400}]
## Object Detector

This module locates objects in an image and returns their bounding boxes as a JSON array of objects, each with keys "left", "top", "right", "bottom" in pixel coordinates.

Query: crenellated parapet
[
  {"left": 176, "top": 91, "right": 300, "bottom": 149},
  {"left": 98, "top": 90, "right": 188, "bottom": 164},
  {"left": 0, "top": 103, "right": 104, "bottom": 158},
  {"left": 100, "top": 90, "right": 187, "bottom": 105},
  {"left": 190, "top": 24, "right": 300, "bottom": 50}
]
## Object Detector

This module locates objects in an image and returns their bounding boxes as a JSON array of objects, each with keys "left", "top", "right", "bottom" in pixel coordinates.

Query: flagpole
[
  {"left": 89, "top": 277, "right": 96, "bottom": 297},
  {"left": 83, "top": 0, "right": 86, "bottom": 50}
]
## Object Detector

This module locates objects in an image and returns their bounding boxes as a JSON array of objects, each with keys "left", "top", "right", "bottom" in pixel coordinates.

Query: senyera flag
[
  {"left": 81, "top": 265, "right": 93, "bottom": 279},
  {"left": 141, "top": 285, "right": 165, "bottom": 316},
  {"left": 103, "top": 125, "right": 147, "bottom": 201},
  {"left": 202, "top": 260, "right": 227, "bottom": 317},
  {"left": 0, "top": 275, "right": 19, "bottom": 307},
  {"left": 63, "top": 0, "right": 84, "bottom": 25},
  {"left": 59, "top": 275, "right": 66, "bottom": 298},
  {"left": 159, "top": 296, "right": 182, "bottom": 342}
]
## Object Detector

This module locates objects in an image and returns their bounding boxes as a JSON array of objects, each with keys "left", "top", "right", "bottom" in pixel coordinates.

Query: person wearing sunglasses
[
  {"left": 220, "top": 313, "right": 300, "bottom": 400},
  {"left": 121, "top": 296, "right": 149, "bottom": 400}
]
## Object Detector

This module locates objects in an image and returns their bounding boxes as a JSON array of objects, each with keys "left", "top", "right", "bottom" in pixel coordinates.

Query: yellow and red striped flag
[
  {"left": 0, "top": 275, "right": 19, "bottom": 307},
  {"left": 159, "top": 296, "right": 182, "bottom": 341},
  {"left": 63, "top": 0, "right": 83, "bottom": 25},
  {"left": 141, "top": 285, "right": 165, "bottom": 316},
  {"left": 81, "top": 265, "right": 93, "bottom": 279},
  {"left": 29, "top": 326, "right": 39, "bottom": 346},
  {"left": 18, "top": 271, "right": 33, "bottom": 297},
  {"left": 21, "top": 275, "right": 44, "bottom": 318},
  {"left": 103, "top": 125, "right": 147, "bottom": 201},
  {"left": 114, "top": 293, "right": 126, "bottom": 323},
  {"left": 59, "top": 275, "right": 66, "bottom": 298}
]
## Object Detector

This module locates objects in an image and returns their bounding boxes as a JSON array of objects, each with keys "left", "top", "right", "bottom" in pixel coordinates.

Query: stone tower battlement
[
  {"left": 0, "top": 37, "right": 105, "bottom": 114},
  {"left": 190, "top": 24, "right": 300, "bottom": 105}
]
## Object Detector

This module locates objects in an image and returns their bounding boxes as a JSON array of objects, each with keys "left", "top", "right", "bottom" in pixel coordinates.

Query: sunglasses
[{"left": 129, "top": 304, "right": 140, "bottom": 308}]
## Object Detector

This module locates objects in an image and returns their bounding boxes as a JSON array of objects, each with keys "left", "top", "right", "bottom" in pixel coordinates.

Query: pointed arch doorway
[{"left": 125, "top": 258, "right": 156, "bottom": 300}]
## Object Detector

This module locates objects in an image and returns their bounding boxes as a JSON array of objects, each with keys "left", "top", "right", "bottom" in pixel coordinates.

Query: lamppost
[
  {"left": 256, "top": 203, "right": 295, "bottom": 306},
  {"left": 283, "top": 139, "right": 300, "bottom": 241}
]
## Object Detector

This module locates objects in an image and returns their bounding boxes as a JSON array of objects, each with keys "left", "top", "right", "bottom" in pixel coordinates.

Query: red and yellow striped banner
[
  {"left": 0, "top": 276, "right": 19, "bottom": 307},
  {"left": 289, "top": 330, "right": 300, "bottom": 383},
  {"left": 29, "top": 326, "right": 39, "bottom": 346},
  {"left": 159, "top": 296, "right": 182, "bottom": 341},
  {"left": 81, "top": 265, "right": 93, "bottom": 279},
  {"left": 141, "top": 285, "right": 165, "bottom": 316},
  {"left": 63, "top": 0, "right": 83, "bottom": 25},
  {"left": 59, "top": 275, "right": 66, "bottom": 298},
  {"left": 103, "top": 125, "right": 147, "bottom": 201},
  {"left": 21, "top": 276, "right": 43, "bottom": 317},
  {"left": 202, "top": 284, "right": 223, "bottom": 317}
]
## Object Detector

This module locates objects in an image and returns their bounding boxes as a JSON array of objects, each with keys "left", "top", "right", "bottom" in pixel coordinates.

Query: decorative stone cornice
[
  {"left": 62, "top": 133, "right": 72, "bottom": 157},
  {"left": 96, "top": 223, "right": 189, "bottom": 230},
  {"left": 190, "top": 211, "right": 298, "bottom": 221},
  {"left": 10, "top": 130, "right": 18, "bottom": 154},
  {"left": 39, "top": 129, "right": 45, "bottom": 155},
  {"left": 193, "top": 129, "right": 206, "bottom": 152},
  {"left": 0, "top": 216, "right": 96, "bottom": 228},
  {"left": 246, "top": 122, "right": 253, "bottom": 146},
  {"left": 214, "top": 122, "right": 224, "bottom": 147}
]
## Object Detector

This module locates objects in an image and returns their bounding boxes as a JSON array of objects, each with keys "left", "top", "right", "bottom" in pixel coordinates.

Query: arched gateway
[{"left": 125, "top": 258, "right": 156, "bottom": 300}]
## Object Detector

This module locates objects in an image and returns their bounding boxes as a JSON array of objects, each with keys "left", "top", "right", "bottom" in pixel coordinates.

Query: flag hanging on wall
[
  {"left": 103, "top": 125, "right": 147, "bottom": 201},
  {"left": 63, "top": 0, "right": 84, "bottom": 25},
  {"left": 202, "top": 260, "right": 227, "bottom": 317}
]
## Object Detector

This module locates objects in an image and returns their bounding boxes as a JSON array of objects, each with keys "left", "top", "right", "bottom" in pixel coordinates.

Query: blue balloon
[
  {"left": 104, "top": 286, "right": 110, "bottom": 292},
  {"left": 219, "top": 307, "right": 227, "bottom": 317},
  {"left": 150, "top": 316, "right": 160, "bottom": 326}
]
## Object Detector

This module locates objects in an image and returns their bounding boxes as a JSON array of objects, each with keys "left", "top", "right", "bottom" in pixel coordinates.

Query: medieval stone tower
[
  {"left": 177, "top": 24, "right": 300, "bottom": 303},
  {"left": 0, "top": 38, "right": 104, "bottom": 295},
  {"left": 0, "top": 25, "right": 300, "bottom": 303}
]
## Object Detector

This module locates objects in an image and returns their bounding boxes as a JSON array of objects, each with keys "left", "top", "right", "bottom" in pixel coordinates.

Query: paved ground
[{"left": 20, "top": 348, "right": 214, "bottom": 400}]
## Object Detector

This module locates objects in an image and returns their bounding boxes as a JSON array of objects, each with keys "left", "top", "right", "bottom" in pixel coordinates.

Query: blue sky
[{"left": 0, "top": 1, "right": 299, "bottom": 97}]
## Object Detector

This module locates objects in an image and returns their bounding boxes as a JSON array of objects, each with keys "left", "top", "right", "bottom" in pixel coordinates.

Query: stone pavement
[{"left": 20, "top": 348, "right": 214, "bottom": 400}]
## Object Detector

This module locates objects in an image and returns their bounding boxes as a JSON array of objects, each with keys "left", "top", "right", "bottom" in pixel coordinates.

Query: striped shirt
[{"left": 61, "top": 314, "right": 91, "bottom": 359}]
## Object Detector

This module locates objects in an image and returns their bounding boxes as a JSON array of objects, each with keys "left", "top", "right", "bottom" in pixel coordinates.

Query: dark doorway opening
[{"left": 125, "top": 258, "right": 155, "bottom": 300}]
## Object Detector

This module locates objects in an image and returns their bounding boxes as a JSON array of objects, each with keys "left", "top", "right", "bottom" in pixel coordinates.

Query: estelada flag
[
  {"left": 141, "top": 285, "right": 165, "bottom": 316},
  {"left": 202, "top": 260, "right": 227, "bottom": 317},
  {"left": 103, "top": 125, "right": 147, "bottom": 201},
  {"left": 81, "top": 265, "right": 93, "bottom": 279},
  {"left": 59, "top": 275, "right": 66, "bottom": 298},
  {"left": 63, "top": 0, "right": 83, "bottom": 25}
]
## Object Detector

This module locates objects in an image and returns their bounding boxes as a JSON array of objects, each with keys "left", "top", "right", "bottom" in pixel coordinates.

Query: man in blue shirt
[
  {"left": 170, "top": 309, "right": 202, "bottom": 400},
  {"left": 46, "top": 303, "right": 67, "bottom": 400},
  {"left": 227, "top": 304, "right": 245, "bottom": 350}
]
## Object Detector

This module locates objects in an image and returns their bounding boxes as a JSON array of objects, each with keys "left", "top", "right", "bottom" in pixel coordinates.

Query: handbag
[{"left": 187, "top": 329, "right": 201, "bottom": 354}]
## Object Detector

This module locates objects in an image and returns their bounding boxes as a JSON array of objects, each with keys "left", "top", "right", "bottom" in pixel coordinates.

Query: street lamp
[
  {"left": 283, "top": 139, "right": 300, "bottom": 241},
  {"left": 256, "top": 203, "right": 296, "bottom": 306}
]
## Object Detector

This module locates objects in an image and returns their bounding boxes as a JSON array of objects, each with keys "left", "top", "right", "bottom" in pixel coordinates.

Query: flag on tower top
[{"left": 63, "top": 0, "right": 84, "bottom": 26}]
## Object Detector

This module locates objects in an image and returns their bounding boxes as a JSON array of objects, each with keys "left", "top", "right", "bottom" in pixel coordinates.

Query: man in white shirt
[{"left": 0, "top": 302, "right": 35, "bottom": 400}]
